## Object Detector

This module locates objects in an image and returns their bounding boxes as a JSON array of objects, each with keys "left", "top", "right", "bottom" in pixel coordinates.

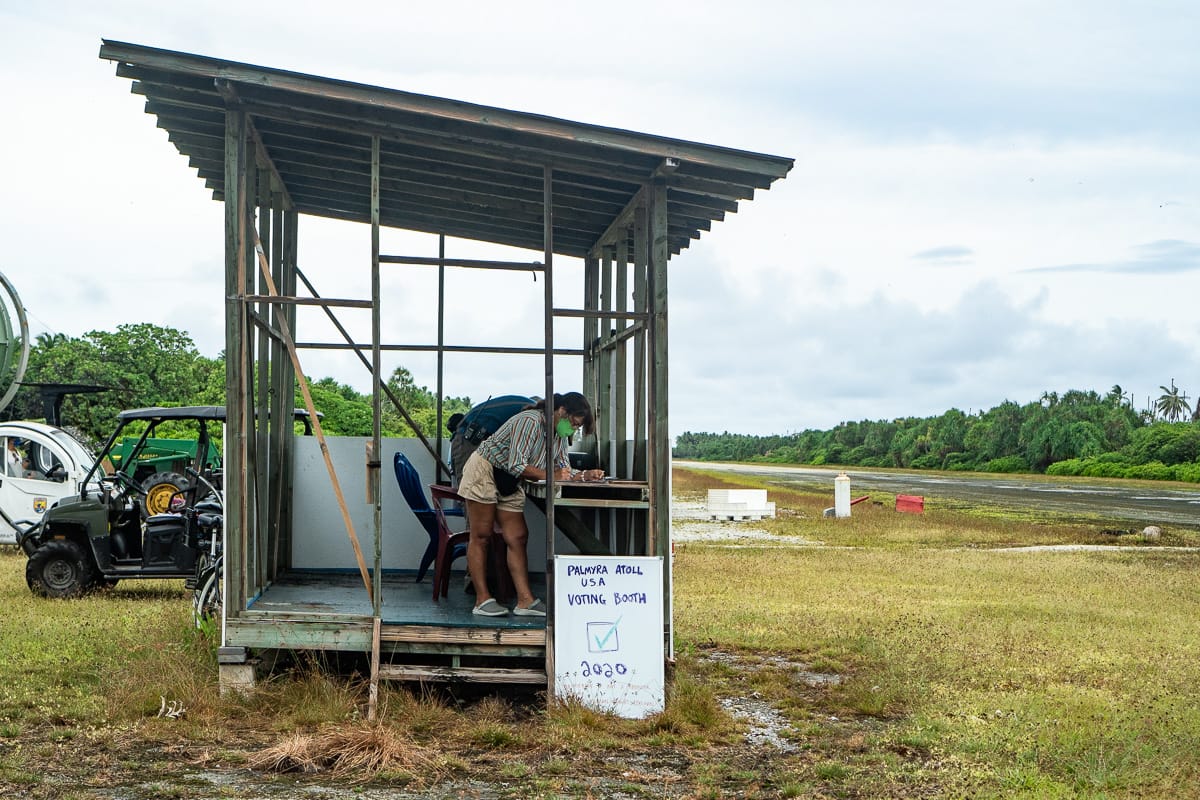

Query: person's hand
[
  {"left": 579, "top": 469, "right": 605, "bottom": 482},
  {"left": 554, "top": 467, "right": 573, "bottom": 481}
]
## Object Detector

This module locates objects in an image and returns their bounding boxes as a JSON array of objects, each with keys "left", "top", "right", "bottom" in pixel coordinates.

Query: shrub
[
  {"left": 984, "top": 455, "right": 1030, "bottom": 473},
  {"left": 1159, "top": 430, "right": 1200, "bottom": 465},
  {"left": 1125, "top": 461, "right": 1174, "bottom": 481},
  {"left": 1046, "top": 459, "right": 1083, "bottom": 477},
  {"left": 1080, "top": 461, "right": 1126, "bottom": 478},
  {"left": 844, "top": 446, "right": 865, "bottom": 463},
  {"left": 943, "top": 452, "right": 977, "bottom": 471},
  {"left": 910, "top": 453, "right": 942, "bottom": 470},
  {"left": 1173, "top": 462, "right": 1200, "bottom": 483}
]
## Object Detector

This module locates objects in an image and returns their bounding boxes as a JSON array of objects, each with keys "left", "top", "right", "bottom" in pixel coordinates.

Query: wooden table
[
  {"left": 525, "top": 479, "right": 650, "bottom": 509},
  {"left": 526, "top": 480, "right": 652, "bottom": 556}
]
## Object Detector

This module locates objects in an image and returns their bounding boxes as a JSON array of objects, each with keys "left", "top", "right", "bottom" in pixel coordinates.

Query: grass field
[{"left": 0, "top": 465, "right": 1198, "bottom": 798}]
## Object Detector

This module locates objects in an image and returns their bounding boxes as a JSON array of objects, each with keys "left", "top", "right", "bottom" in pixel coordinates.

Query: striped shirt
[{"left": 475, "top": 408, "right": 568, "bottom": 477}]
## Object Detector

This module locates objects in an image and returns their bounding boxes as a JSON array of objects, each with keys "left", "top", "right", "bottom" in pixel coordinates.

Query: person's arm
[{"left": 519, "top": 464, "right": 573, "bottom": 481}]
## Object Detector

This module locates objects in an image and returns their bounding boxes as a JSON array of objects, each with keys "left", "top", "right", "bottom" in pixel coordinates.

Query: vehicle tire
[
  {"left": 26, "top": 540, "right": 95, "bottom": 598},
  {"left": 140, "top": 472, "right": 189, "bottom": 517},
  {"left": 193, "top": 566, "right": 223, "bottom": 628}
]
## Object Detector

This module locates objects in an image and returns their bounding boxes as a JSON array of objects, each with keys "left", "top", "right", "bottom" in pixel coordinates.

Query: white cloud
[
  {"left": 671, "top": 275, "right": 1194, "bottom": 433},
  {"left": 1026, "top": 239, "right": 1200, "bottom": 274}
]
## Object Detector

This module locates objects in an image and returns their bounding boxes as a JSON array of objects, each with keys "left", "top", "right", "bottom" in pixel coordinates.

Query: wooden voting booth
[{"left": 100, "top": 40, "right": 791, "bottom": 709}]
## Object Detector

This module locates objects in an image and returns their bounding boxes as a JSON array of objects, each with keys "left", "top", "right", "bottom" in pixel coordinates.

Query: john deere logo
[{"left": 33, "top": 497, "right": 48, "bottom": 514}]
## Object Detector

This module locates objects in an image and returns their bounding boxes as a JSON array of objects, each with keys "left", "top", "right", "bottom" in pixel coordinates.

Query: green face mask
[{"left": 556, "top": 417, "right": 575, "bottom": 438}]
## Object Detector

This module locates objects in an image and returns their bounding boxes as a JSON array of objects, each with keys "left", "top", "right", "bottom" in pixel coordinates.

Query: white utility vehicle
[{"left": 0, "top": 421, "right": 99, "bottom": 544}]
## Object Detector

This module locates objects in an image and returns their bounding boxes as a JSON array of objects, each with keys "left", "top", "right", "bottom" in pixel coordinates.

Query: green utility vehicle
[
  {"left": 18, "top": 406, "right": 225, "bottom": 597},
  {"left": 18, "top": 405, "right": 316, "bottom": 598}
]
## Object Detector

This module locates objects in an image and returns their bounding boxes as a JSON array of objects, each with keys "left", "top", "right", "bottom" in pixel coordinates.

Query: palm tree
[
  {"left": 35, "top": 332, "right": 70, "bottom": 348},
  {"left": 1155, "top": 379, "right": 1192, "bottom": 422},
  {"left": 1105, "top": 384, "right": 1133, "bottom": 408}
]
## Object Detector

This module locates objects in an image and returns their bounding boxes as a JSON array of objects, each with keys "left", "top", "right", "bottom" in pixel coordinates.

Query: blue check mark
[{"left": 594, "top": 616, "right": 622, "bottom": 650}]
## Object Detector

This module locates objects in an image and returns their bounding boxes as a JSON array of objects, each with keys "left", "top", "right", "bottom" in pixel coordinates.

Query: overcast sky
[{"left": 2, "top": 1, "right": 1197, "bottom": 435}]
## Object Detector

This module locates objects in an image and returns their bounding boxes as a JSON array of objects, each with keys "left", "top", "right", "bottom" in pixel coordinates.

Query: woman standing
[{"left": 456, "top": 392, "right": 605, "bottom": 616}]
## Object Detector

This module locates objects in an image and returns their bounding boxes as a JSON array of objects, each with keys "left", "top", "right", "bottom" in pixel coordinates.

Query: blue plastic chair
[{"left": 393, "top": 451, "right": 464, "bottom": 582}]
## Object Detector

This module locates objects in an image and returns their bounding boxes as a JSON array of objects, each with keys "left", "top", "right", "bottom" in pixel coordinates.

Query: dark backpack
[
  {"left": 450, "top": 395, "right": 533, "bottom": 482},
  {"left": 457, "top": 395, "right": 533, "bottom": 445}
]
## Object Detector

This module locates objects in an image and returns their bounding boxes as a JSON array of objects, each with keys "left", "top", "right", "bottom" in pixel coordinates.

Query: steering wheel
[{"left": 101, "top": 471, "right": 144, "bottom": 502}]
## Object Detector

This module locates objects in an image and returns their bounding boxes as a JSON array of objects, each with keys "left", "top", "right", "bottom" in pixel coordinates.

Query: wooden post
[
  {"left": 436, "top": 234, "right": 446, "bottom": 465},
  {"left": 542, "top": 165, "right": 556, "bottom": 700},
  {"left": 223, "top": 107, "right": 248, "bottom": 621},
  {"left": 370, "top": 135, "right": 383, "bottom": 616},
  {"left": 647, "top": 178, "right": 671, "bottom": 642},
  {"left": 240, "top": 158, "right": 260, "bottom": 605},
  {"left": 255, "top": 168, "right": 271, "bottom": 592},
  {"left": 268, "top": 200, "right": 287, "bottom": 580},
  {"left": 614, "top": 235, "right": 630, "bottom": 483},
  {"left": 599, "top": 248, "right": 613, "bottom": 475},
  {"left": 582, "top": 252, "right": 598, "bottom": 435},
  {"left": 632, "top": 207, "right": 648, "bottom": 487},
  {"left": 368, "top": 617, "right": 381, "bottom": 721},
  {"left": 631, "top": 203, "right": 649, "bottom": 557},
  {"left": 278, "top": 208, "right": 299, "bottom": 569}
]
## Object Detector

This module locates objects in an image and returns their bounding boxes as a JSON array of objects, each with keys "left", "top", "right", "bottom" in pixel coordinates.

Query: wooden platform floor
[{"left": 248, "top": 570, "right": 547, "bottom": 630}]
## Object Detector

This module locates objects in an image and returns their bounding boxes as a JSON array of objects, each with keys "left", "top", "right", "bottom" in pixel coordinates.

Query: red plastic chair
[
  {"left": 428, "top": 485, "right": 512, "bottom": 603},
  {"left": 393, "top": 452, "right": 462, "bottom": 583}
]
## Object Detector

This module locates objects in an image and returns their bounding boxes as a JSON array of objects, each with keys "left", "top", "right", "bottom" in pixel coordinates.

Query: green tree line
[
  {"left": 2, "top": 324, "right": 471, "bottom": 448},
  {"left": 675, "top": 386, "right": 1200, "bottom": 483}
]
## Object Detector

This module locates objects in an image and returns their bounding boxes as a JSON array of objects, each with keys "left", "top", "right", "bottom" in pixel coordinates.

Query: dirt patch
[{"left": 696, "top": 648, "right": 843, "bottom": 756}]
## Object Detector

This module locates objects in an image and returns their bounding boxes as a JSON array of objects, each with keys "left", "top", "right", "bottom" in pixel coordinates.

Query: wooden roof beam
[{"left": 215, "top": 79, "right": 294, "bottom": 211}]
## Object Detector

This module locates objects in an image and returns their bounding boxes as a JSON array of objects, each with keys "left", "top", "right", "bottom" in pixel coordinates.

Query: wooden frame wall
[{"left": 221, "top": 105, "right": 675, "bottom": 667}]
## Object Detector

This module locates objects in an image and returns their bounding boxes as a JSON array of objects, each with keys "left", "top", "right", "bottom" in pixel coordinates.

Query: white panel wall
[{"left": 290, "top": 437, "right": 577, "bottom": 573}]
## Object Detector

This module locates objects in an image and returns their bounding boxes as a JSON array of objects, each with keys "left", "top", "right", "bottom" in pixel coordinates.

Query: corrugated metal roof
[{"left": 100, "top": 40, "right": 792, "bottom": 259}]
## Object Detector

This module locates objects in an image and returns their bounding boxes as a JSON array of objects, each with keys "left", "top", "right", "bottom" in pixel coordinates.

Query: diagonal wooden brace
[{"left": 251, "top": 231, "right": 374, "bottom": 603}]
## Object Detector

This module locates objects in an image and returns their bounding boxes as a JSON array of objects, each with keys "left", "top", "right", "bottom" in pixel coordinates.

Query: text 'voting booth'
[{"left": 553, "top": 555, "right": 665, "bottom": 719}]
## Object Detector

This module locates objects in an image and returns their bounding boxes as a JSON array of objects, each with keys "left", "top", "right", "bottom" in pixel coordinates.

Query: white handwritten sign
[{"left": 553, "top": 555, "right": 664, "bottom": 718}]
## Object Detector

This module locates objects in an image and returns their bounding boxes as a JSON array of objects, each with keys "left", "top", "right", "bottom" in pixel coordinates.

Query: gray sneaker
[
  {"left": 512, "top": 599, "right": 546, "bottom": 617},
  {"left": 472, "top": 598, "right": 508, "bottom": 617}
]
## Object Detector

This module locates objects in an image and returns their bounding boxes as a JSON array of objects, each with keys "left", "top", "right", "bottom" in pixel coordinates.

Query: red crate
[{"left": 896, "top": 494, "right": 925, "bottom": 514}]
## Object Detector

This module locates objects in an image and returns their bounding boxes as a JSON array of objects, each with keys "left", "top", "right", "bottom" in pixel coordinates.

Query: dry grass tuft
[
  {"left": 377, "top": 684, "right": 457, "bottom": 741},
  {"left": 465, "top": 694, "right": 514, "bottom": 725},
  {"left": 248, "top": 732, "right": 323, "bottom": 774},
  {"left": 250, "top": 721, "right": 439, "bottom": 778}
]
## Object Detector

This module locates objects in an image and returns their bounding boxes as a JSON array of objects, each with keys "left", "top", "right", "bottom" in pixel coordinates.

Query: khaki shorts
[{"left": 457, "top": 451, "right": 525, "bottom": 513}]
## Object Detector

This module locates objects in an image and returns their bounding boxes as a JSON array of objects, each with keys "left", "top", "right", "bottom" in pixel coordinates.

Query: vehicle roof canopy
[
  {"left": 115, "top": 407, "right": 318, "bottom": 423},
  {"left": 117, "top": 406, "right": 227, "bottom": 423}
]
